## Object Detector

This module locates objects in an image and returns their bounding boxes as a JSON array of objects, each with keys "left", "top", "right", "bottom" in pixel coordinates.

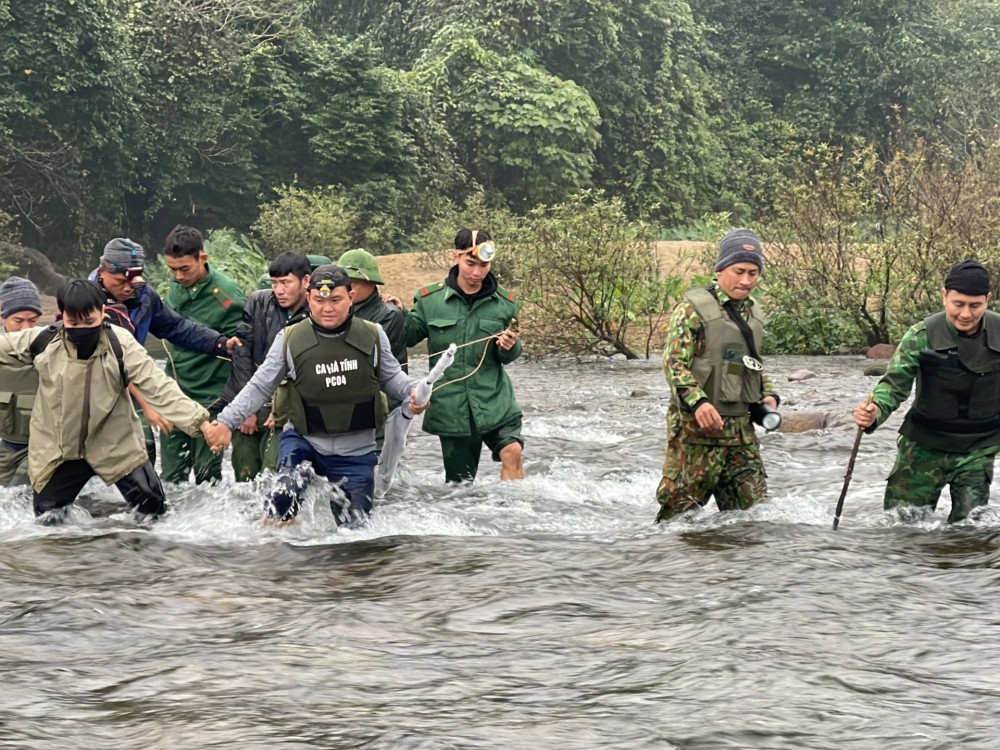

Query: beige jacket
[{"left": 0, "top": 325, "right": 210, "bottom": 491}]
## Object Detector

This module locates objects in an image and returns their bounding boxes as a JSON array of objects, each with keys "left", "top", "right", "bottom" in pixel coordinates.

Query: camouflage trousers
[
  {"left": 884, "top": 435, "right": 998, "bottom": 523},
  {"left": 655, "top": 436, "right": 767, "bottom": 522}
]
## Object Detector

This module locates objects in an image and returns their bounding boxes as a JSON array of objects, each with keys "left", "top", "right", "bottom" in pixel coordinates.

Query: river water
[{"left": 2, "top": 355, "right": 1000, "bottom": 749}]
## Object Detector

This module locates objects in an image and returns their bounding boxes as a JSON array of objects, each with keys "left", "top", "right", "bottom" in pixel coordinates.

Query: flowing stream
[{"left": 2, "top": 355, "right": 1000, "bottom": 749}]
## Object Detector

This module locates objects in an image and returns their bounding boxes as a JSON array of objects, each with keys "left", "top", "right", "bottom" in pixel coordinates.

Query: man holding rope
[
  {"left": 405, "top": 228, "right": 524, "bottom": 483},
  {"left": 854, "top": 259, "right": 1000, "bottom": 522}
]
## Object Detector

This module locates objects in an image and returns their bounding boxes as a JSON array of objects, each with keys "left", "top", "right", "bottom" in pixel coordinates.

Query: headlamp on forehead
[
  {"left": 470, "top": 242, "right": 496, "bottom": 262},
  {"left": 102, "top": 259, "right": 146, "bottom": 287},
  {"left": 466, "top": 230, "right": 496, "bottom": 262},
  {"left": 315, "top": 281, "right": 334, "bottom": 298}
]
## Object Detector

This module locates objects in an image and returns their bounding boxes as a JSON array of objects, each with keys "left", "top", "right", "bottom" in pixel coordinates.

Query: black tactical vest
[{"left": 901, "top": 310, "right": 1000, "bottom": 452}]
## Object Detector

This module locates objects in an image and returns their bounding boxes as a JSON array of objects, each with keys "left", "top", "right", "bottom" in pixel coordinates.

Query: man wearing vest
[
  {"left": 203, "top": 265, "right": 425, "bottom": 525},
  {"left": 222, "top": 252, "right": 311, "bottom": 482},
  {"left": 0, "top": 277, "right": 44, "bottom": 486},
  {"left": 854, "top": 260, "right": 1000, "bottom": 522},
  {"left": 405, "top": 228, "right": 524, "bottom": 484},
  {"left": 0, "top": 280, "right": 213, "bottom": 522},
  {"left": 657, "top": 228, "right": 780, "bottom": 522},
  {"left": 94, "top": 238, "right": 239, "bottom": 464},
  {"left": 161, "top": 225, "right": 246, "bottom": 484}
]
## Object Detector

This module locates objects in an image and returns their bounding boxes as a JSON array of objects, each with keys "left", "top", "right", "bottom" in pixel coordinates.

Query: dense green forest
[{"left": 5, "top": 0, "right": 1000, "bottom": 353}]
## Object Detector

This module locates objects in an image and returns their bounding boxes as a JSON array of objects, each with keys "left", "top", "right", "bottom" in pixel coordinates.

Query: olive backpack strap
[{"left": 28, "top": 322, "right": 62, "bottom": 359}]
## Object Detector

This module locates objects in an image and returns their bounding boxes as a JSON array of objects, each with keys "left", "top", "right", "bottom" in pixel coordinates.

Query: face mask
[{"left": 66, "top": 325, "right": 102, "bottom": 359}]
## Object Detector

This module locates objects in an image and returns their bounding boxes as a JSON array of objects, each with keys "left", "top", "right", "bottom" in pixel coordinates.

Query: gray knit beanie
[
  {"left": 0, "top": 277, "right": 43, "bottom": 319},
  {"left": 714, "top": 228, "right": 764, "bottom": 272},
  {"left": 101, "top": 238, "right": 145, "bottom": 268}
]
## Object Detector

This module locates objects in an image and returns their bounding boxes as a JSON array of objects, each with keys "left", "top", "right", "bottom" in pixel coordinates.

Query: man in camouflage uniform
[
  {"left": 656, "top": 228, "right": 780, "bottom": 521},
  {"left": 854, "top": 259, "right": 1000, "bottom": 522},
  {"left": 0, "top": 277, "right": 44, "bottom": 486}
]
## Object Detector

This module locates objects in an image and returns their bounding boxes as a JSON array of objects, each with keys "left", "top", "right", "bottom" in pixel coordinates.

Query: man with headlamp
[
  {"left": 202, "top": 264, "right": 426, "bottom": 525},
  {"left": 93, "top": 238, "right": 239, "bottom": 463},
  {"left": 405, "top": 228, "right": 524, "bottom": 484}
]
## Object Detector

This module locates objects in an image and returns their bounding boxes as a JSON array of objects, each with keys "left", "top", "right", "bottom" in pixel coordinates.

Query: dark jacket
[
  {"left": 222, "top": 289, "right": 307, "bottom": 420},
  {"left": 353, "top": 290, "right": 407, "bottom": 372},
  {"left": 98, "top": 280, "right": 228, "bottom": 357}
]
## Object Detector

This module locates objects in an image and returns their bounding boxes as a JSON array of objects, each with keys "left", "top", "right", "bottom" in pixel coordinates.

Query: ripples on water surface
[{"left": 3, "top": 355, "right": 1000, "bottom": 749}]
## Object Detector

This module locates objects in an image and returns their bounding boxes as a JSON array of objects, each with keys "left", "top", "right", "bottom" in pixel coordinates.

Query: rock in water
[
  {"left": 787, "top": 370, "right": 816, "bottom": 382},
  {"left": 864, "top": 364, "right": 887, "bottom": 377},
  {"left": 777, "top": 412, "right": 829, "bottom": 432}
]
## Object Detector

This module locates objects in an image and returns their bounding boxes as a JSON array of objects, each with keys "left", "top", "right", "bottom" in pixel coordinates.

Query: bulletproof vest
[
  {"left": 0, "top": 366, "right": 38, "bottom": 444},
  {"left": 902, "top": 310, "right": 1000, "bottom": 452},
  {"left": 675, "top": 286, "right": 765, "bottom": 417},
  {"left": 284, "top": 318, "right": 385, "bottom": 436}
]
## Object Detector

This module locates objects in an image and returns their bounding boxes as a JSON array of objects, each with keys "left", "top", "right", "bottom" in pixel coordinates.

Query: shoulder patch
[
  {"left": 496, "top": 285, "right": 516, "bottom": 302},
  {"left": 212, "top": 286, "right": 234, "bottom": 309},
  {"left": 420, "top": 281, "right": 445, "bottom": 297}
]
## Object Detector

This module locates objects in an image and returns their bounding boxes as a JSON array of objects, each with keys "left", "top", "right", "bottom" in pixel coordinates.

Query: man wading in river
[
  {"left": 203, "top": 265, "right": 425, "bottom": 525},
  {"left": 854, "top": 260, "right": 1000, "bottom": 522},
  {"left": 656, "top": 228, "right": 780, "bottom": 521}
]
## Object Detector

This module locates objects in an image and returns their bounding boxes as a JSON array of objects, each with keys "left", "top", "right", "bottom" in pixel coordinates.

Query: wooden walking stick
[{"left": 833, "top": 394, "right": 873, "bottom": 530}]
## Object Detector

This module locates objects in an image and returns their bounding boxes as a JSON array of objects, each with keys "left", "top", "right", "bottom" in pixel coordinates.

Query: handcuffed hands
[{"left": 201, "top": 420, "right": 233, "bottom": 453}]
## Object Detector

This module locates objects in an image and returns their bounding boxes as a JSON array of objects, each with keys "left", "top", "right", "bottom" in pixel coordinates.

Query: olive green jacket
[
  {"left": 405, "top": 272, "right": 522, "bottom": 437},
  {"left": 165, "top": 265, "right": 245, "bottom": 406},
  {"left": 0, "top": 326, "right": 209, "bottom": 492}
]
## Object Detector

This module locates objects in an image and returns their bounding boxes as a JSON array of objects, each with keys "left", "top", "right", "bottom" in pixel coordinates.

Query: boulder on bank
[
  {"left": 0, "top": 242, "right": 68, "bottom": 295},
  {"left": 776, "top": 411, "right": 854, "bottom": 433},
  {"left": 866, "top": 343, "right": 897, "bottom": 360}
]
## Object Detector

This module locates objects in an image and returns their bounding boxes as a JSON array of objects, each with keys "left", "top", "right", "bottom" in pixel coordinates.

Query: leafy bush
[
  {"left": 252, "top": 184, "right": 355, "bottom": 260},
  {"left": 511, "top": 192, "right": 683, "bottom": 359}
]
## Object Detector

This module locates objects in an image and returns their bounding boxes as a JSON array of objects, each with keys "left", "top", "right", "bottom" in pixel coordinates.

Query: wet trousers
[
  {"left": 161, "top": 405, "right": 222, "bottom": 484},
  {"left": 230, "top": 427, "right": 280, "bottom": 482},
  {"left": 884, "top": 435, "right": 997, "bottom": 522},
  {"left": 33, "top": 459, "right": 167, "bottom": 520},
  {"left": 656, "top": 435, "right": 767, "bottom": 521},
  {"left": 269, "top": 429, "right": 377, "bottom": 525}
]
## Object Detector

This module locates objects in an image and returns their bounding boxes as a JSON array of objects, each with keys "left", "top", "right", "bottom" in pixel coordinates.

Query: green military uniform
[
  {"left": 865, "top": 311, "right": 1000, "bottom": 521},
  {"left": 162, "top": 266, "right": 245, "bottom": 483},
  {"left": 0, "top": 367, "right": 36, "bottom": 486},
  {"left": 656, "top": 285, "right": 779, "bottom": 520},
  {"left": 405, "top": 269, "right": 522, "bottom": 482}
]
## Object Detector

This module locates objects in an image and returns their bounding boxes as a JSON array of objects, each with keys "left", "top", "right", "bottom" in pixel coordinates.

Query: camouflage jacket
[
  {"left": 866, "top": 321, "right": 925, "bottom": 433},
  {"left": 663, "top": 286, "right": 778, "bottom": 446}
]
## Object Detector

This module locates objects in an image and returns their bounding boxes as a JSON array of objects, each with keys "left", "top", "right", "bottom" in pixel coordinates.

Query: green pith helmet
[
  {"left": 337, "top": 248, "right": 384, "bottom": 285},
  {"left": 257, "top": 272, "right": 271, "bottom": 290},
  {"left": 307, "top": 254, "right": 332, "bottom": 272}
]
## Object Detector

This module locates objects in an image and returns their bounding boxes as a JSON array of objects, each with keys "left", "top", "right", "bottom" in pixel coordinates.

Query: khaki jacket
[{"left": 0, "top": 326, "right": 210, "bottom": 492}]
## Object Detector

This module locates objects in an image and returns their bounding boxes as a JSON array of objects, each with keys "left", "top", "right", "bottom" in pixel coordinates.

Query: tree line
[{"left": 5, "top": 0, "right": 1000, "bottom": 354}]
